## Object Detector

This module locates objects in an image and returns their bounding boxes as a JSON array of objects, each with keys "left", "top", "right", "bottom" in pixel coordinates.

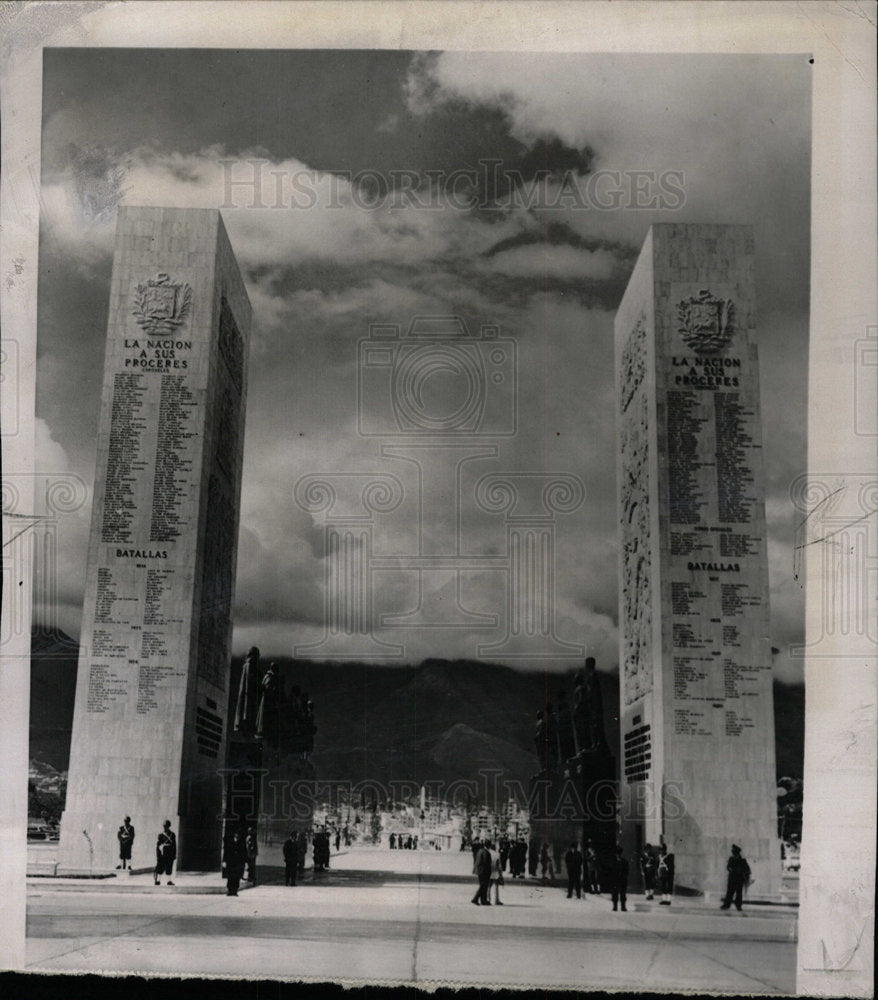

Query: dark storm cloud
[
  {"left": 441, "top": 262, "right": 629, "bottom": 312},
  {"left": 484, "top": 221, "right": 636, "bottom": 263}
]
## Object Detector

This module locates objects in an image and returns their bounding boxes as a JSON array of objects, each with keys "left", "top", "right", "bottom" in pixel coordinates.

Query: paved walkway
[{"left": 26, "top": 845, "right": 797, "bottom": 992}]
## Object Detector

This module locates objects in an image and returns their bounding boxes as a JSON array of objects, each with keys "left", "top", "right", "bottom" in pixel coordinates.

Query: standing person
[
  {"left": 564, "top": 842, "right": 583, "bottom": 899},
  {"left": 610, "top": 845, "right": 629, "bottom": 911},
  {"left": 517, "top": 838, "right": 529, "bottom": 878},
  {"left": 335, "top": 828, "right": 341, "bottom": 852},
  {"left": 721, "top": 844, "right": 752, "bottom": 911},
  {"left": 245, "top": 827, "right": 259, "bottom": 884},
  {"left": 539, "top": 841, "right": 551, "bottom": 881},
  {"left": 508, "top": 839, "right": 519, "bottom": 878},
  {"left": 471, "top": 841, "right": 493, "bottom": 906},
  {"left": 116, "top": 816, "right": 135, "bottom": 871},
  {"left": 640, "top": 843, "right": 657, "bottom": 900},
  {"left": 657, "top": 843, "right": 675, "bottom": 905},
  {"left": 223, "top": 827, "right": 247, "bottom": 897},
  {"left": 508, "top": 839, "right": 520, "bottom": 878},
  {"left": 296, "top": 830, "right": 308, "bottom": 873},
  {"left": 492, "top": 850, "right": 505, "bottom": 906},
  {"left": 389, "top": 832, "right": 396, "bottom": 849},
  {"left": 153, "top": 820, "right": 176, "bottom": 886},
  {"left": 528, "top": 837, "right": 539, "bottom": 877},
  {"left": 282, "top": 830, "right": 298, "bottom": 886},
  {"left": 499, "top": 835, "right": 510, "bottom": 872},
  {"left": 585, "top": 840, "right": 601, "bottom": 894}
]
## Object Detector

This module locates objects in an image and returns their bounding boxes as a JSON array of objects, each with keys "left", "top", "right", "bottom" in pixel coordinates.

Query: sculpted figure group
[
  {"left": 233, "top": 646, "right": 316, "bottom": 754},
  {"left": 534, "top": 657, "right": 609, "bottom": 768}
]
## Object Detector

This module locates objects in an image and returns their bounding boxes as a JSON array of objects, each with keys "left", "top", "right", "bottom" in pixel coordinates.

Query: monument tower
[
  {"left": 58, "top": 207, "right": 251, "bottom": 872},
  {"left": 615, "top": 224, "right": 780, "bottom": 896}
]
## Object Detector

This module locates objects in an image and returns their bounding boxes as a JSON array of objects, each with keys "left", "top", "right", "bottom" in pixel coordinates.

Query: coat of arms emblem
[
  {"left": 677, "top": 289, "right": 735, "bottom": 354},
  {"left": 132, "top": 273, "right": 192, "bottom": 335}
]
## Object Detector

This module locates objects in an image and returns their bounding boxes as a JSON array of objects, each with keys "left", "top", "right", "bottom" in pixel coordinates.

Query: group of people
[
  {"left": 221, "top": 825, "right": 259, "bottom": 895},
  {"left": 388, "top": 833, "right": 418, "bottom": 850},
  {"left": 554, "top": 840, "right": 749, "bottom": 912},
  {"left": 470, "top": 840, "right": 506, "bottom": 906},
  {"left": 638, "top": 842, "right": 676, "bottom": 905},
  {"left": 118, "top": 807, "right": 752, "bottom": 913},
  {"left": 312, "top": 827, "right": 333, "bottom": 871},
  {"left": 115, "top": 815, "right": 178, "bottom": 886},
  {"left": 560, "top": 843, "right": 631, "bottom": 910},
  {"left": 223, "top": 824, "right": 340, "bottom": 894},
  {"left": 505, "top": 837, "right": 529, "bottom": 878},
  {"left": 281, "top": 830, "right": 310, "bottom": 885},
  {"left": 536, "top": 839, "right": 601, "bottom": 890},
  {"left": 560, "top": 841, "right": 604, "bottom": 898},
  {"left": 464, "top": 836, "right": 527, "bottom": 878}
]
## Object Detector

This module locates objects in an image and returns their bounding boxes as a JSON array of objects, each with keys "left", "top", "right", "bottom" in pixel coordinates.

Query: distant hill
[
  {"left": 31, "top": 632, "right": 804, "bottom": 791},
  {"left": 773, "top": 679, "right": 806, "bottom": 780},
  {"left": 29, "top": 630, "right": 79, "bottom": 772},
  {"left": 228, "top": 656, "right": 551, "bottom": 792}
]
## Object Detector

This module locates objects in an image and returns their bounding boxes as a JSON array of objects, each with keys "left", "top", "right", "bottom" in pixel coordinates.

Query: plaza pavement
[{"left": 26, "top": 843, "right": 797, "bottom": 993}]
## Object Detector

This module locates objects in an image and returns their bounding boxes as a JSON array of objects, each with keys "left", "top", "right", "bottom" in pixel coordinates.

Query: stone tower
[
  {"left": 615, "top": 224, "right": 780, "bottom": 896},
  {"left": 58, "top": 207, "right": 251, "bottom": 872}
]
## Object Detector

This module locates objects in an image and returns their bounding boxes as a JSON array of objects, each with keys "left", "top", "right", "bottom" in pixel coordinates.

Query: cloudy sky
[{"left": 36, "top": 49, "right": 811, "bottom": 680}]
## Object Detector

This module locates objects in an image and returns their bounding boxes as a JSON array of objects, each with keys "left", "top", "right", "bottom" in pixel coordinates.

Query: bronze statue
[
  {"left": 255, "top": 661, "right": 280, "bottom": 743},
  {"left": 545, "top": 701, "right": 560, "bottom": 769},
  {"left": 577, "top": 656, "right": 609, "bottom": 752},
  {"left": 556, "top": 689, "right": 576, "bottom": 761},
  {"left": 572, "top": 669, "right": 586, "bottom": 751},
  {"left": 234, "top": 646, "right": 260, "bottom": 734},
  {"left": 533, "top": 709, "right": 546, "bottom": 760}
]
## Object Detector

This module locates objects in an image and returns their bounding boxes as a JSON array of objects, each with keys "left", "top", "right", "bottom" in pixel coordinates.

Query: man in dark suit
[
  {"left": 564, "top": 842, "right": 583, "bottom": 898},
  {"left": 223, "top": 827, "right": 247, "bottom": 897},
  {"left": 245, "top": 826, "right": 258, "bottom": 884},
  {"left": 471, "top": 841, "right": 493, "bottom": 905},
  {"left": 499, "top": 835, "right": 510, "bottom": 872},
  {"left": 282, "top": 830, "right": 298, "bottom": 886},
  {"left": 609, "top": 845, "right": 629, "bottom": 911},
  {"left": 721, "top": 844, "right": 751, "bottom": 911}
]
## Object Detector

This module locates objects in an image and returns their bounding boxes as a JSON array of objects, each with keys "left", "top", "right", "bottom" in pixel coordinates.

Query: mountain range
[{"left": 30, "top": 631, "right": 805, "bottom": 794}]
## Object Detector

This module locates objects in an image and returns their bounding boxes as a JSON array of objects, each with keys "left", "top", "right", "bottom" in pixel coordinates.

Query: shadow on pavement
[{"left": 253, "top": 864, "right": 551, "bottom": 889}]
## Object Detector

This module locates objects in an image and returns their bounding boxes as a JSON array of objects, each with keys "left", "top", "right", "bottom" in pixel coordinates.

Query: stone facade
[
  {"left": 58, "top": 207, "right": 251, "bottom": 872},
  {"left": 615, "top": 224, "right": 781, "bottom": 896}
]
